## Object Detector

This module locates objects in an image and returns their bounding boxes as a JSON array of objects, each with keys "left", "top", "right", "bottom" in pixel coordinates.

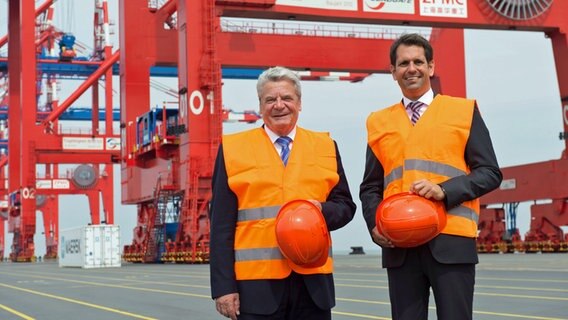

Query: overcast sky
[{"left": 1, "top": 1, "right": 564, "bottom": 256}]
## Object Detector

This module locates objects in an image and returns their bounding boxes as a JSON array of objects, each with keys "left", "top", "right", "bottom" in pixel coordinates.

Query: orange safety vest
[
  {"left": 223, "top": 127, "right": 339, "bottom": 280},
  {"left": 367, "top": 95, "right": 479, "bottom": 238}
]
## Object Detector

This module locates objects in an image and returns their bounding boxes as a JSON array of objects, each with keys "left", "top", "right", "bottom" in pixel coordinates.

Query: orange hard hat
[
  {"left": 275, "top": 199, "right": 330, "bottom": 268},
  {"left": 375, "top": 192, "right": 446, "bottom": 248}
]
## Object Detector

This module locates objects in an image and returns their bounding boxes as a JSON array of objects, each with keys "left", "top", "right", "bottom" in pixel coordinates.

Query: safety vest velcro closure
[
  {"left": 238, "top": 206, "right": 280, "bottom": 222},
  {"left": 234, "top": 247, "right": 334, "bottom": 262}
]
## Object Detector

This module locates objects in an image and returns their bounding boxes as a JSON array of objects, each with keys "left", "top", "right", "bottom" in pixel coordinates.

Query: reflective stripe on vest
[
  {"left": 384, "top": 166, "right": 402, "bottom": 187},
  {"left": 223, "top": 127, "right": 338, "bottom": 280},
  {"left": 235, "top": 247, "right": 283, "bottom": 261},
  {"left": 367, "top": 95, "right": 479, "bottom": 238},
  {"left": 238, "top": 206, "right": 279, "bottom": 222},
  {"left": 405, "top": 159, "right": 466, "bottom": 178},
  {"left": 234, "top": 244, "right": 334, "bottom": 262}
]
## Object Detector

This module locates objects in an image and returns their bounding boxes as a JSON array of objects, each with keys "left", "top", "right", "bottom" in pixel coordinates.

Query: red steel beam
[
  {"left": 20, "top": 0, "right": 39, "bottom": 260},
  {"left": 429, "top": 28, "right": 466, "bottom": 98},
  {"left": 0, "top": 0, "right": 55, "bottom": 49},
  {"left": 217, "top": 27, "right": 465, "bottom": 96},
  {"left": 42, "top": 50, "right": 120, "bottom": 125},
  {"left": 157, "top": 0, "right": 177, "bottom": 16},
  {"left": 7, "top": 0, "right": 39, "bottom": 262},
  {"left": 152, "top": 2, "right": 178, "bottom": 65},
  {"left": 549, "top": 30, "right": 568, "bottom": 151},
  {"left": 216, "top": 0, "right": 275, "bottom": 7},
  {"left": 216, "top": 1, "right": 566, "bottom": 32},
  {"left": 481, "top": 159, "right": 568, "bottom": 205},
  {"left": 119, "top": 0, "right": 155, "bottom": 203},
  {"left": 216, "top": 1, "right": 568, "bottom": 101},
  {"left": 0, "top": 57, "right": 114, "bottom": 66},
  {"left": 7, "top": 1, "right": 22, "bottom": 196},
  {"left": 0, "top": 219, "right": 4, "bottom": 260},
  {"left": 217, "top": 31, "right": 392, "bottom": 72},
  {"left": 174, "top": 0, "right": 220, "bottom": 263},
  {"left": 36, "top": 152, "right": 120, "bottom": 164}
]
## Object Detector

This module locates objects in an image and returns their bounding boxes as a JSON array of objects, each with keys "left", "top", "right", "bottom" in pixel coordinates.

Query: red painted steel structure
[
  {"left": 8, "top": 0, "right": 38, "bottom": 262},
  {"left": 120, "top": 0, "right": 178, "bottom": 263},
  {"left": 5, "top": 0, "right": 567, "bottom": 261},
  {"left": 119, "top": 0, "right": 465, "bottom": 263},
  {"left": 42, "top": 0, "right": 568, "bottom": 260},
  {"left": 0, "top": 220, "right": 4, "bottom": 260},
  {"left": 2, "top": 3, "right": 57, "bottom": 261},
  {"left": 213, "top": 0, "right": 568, "bottom": 253},
  {"left": 120, "top": 0, "right": 225, "bottom": 263},
  {"left": 6, "top": 0, "right": 119, "bottom": 261},
  {"left": 479, "top": 159, "right": 568, "bottom": 253},
  {"left": 0, "top": 154, "right": 6, "bottom": 260},
  {"left": 121, "top": 0, "right": 567, "bottom": 262},
  {"left": 215, "top": 1, "right": 567, "bottom": 133},
  {"left": 1, "top": 0, "right": 263, "bottom": 261},
  {"left": 0, "top": 0, "right": 55, "bottom": 49}
]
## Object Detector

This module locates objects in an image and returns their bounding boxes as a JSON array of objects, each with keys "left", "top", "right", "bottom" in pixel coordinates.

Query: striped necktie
[
  {"left": 407, "top": 101, "right": 425, "bottom": 125},
  {"left": 275, "top": 136, "right": 292, "bottom": 165}
]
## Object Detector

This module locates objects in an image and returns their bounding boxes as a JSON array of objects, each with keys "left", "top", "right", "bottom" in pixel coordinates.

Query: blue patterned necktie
[
  {"left": 407, "top": 101, "right": 425, "bottom": 125},
  {"left": 275, "top": 136, "right": 292, "bottom": 165}
]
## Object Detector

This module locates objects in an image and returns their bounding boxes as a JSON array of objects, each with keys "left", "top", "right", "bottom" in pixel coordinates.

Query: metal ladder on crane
[{"left": 144, "top": 177, "right": 172, "bottom": 263}]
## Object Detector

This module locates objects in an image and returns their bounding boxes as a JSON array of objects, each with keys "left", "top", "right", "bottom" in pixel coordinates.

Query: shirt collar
[
  {"left": 264, "top": 126, "right": 297, "bottom": 144},
  {"left": 402, "top": 88, "right": 434, "bottom": 108}
]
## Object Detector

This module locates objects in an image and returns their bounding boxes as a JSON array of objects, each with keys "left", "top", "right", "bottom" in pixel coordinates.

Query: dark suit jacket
[
  {"left": 359, "top": 104, "right": 502, "bottom": 268},
  {"left": 210, "top": 141, "right": 356, "bottom": 314}
]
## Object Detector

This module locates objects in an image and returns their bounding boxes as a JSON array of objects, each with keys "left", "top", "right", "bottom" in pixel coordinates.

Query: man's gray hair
[{"left": 256, "top": 66, "right": 302, "bottom": 100}]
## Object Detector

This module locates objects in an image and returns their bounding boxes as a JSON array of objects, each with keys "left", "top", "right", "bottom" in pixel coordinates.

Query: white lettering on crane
[
  {"left": 420, "top": 0, "right": 467, "bottom": 18},
  {"left": 207, "top": 91, "right": 215, "bottom": 114},
  {"left": 564, "top": 104, "right": 568, "bottom": 126},
  {"left": 189, "top": 90, "right": 204, "bottom": 115},
  {"left": 21, "top": 187, "right": 36, "bottom": 200},
  {"left": 422, "top": 0, "right": 463, "bottom": 4}
]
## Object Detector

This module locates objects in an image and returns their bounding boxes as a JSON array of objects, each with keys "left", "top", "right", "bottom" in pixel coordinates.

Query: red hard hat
[
  {"left": 376, "top": 192, "right": 446, "bottom": 248},
  {"left": 275, "top": 199, "right": 330, "bottom": 268}
]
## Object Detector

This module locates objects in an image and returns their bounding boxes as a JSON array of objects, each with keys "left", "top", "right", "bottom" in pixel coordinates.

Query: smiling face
[
  {"left": 259, "top": 79, "right": 301, "bottom": 136},
  {"left": 391, "top": 44, "right": 435, "bottom": 100}
]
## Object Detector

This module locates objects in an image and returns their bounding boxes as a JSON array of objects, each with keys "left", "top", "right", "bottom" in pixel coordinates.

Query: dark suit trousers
[
  {"left": 387, "top": 244, "right": 475, "bottom": 320},
  {"left": 238, "top": 272, "right": 331, "bottom": 320}
]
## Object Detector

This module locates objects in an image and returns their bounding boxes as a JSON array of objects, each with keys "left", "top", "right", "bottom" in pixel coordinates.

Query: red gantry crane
[
  {"left": 4, "top": 0, "right": 567, "bottom": 261},
  {"left": 121, "top": 0, "right": 567, "bottom": 263},
  {"left": 2, "top": 1, "right": 464, "bottom": 262},
  {"left": 5, "top": 0, "right": 119, "bottom": 261},
  {"left": 119, "top": 0, "right": 466, "bottom": 263},
  {"left": 218, "top": 0, "right": 568, "bottom": 254},
  {"left": 0, "top": 0, "right": 265, "bottom": 261}
]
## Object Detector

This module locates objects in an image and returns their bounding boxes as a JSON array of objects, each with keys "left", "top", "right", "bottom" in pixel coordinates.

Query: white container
[{"left": 59, "top": 224, "right": 121, "bottom": 268}]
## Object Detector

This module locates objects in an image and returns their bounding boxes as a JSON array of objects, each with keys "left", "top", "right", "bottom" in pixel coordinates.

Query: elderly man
[{"left": 210, "top": 66, "right": 356, "bottom": 320}]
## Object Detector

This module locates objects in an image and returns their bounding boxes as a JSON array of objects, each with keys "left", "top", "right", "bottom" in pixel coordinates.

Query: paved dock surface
[{"left": 1, "top": 253, "right": 567, "bottom": 319}]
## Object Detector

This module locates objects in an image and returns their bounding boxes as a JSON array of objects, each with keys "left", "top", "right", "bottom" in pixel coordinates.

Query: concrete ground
[{"left": 0, "top": 253, "right": 567, "bottom": 320}]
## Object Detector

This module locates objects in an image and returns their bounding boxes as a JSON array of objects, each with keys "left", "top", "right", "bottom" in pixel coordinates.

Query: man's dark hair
[{"left": 389, "top": 33, "right": 434, "bottom": 66}]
